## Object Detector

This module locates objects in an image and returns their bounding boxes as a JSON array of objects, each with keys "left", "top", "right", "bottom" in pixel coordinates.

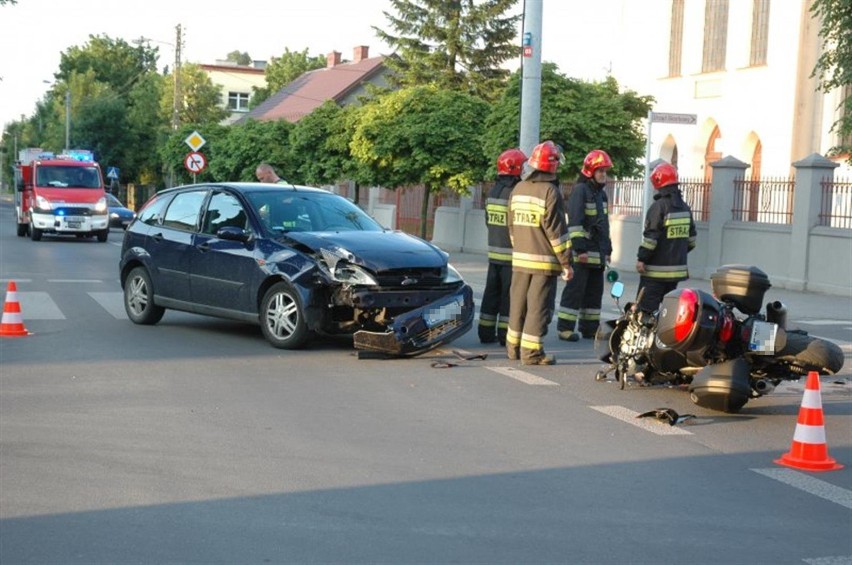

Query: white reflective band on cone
[
  {"left": 792, "top": 423, "right": 827, "bottom": 445},
  {"left": 801, "top": 388, "right": 822, "bottom": 409}
]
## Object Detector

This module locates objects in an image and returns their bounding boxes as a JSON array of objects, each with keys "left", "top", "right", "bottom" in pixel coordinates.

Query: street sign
[
  {"left": 106, "top": 167, "right": 119, "bottom": 180},
  {"left": 184, "top": 131, "right": 206, "bottom": 151},
  {"left": 184, "top": 151, "right": 207, "bottom": 174},
  {"left": 651, "top": 112, "right": 697, "bottom": 125}
]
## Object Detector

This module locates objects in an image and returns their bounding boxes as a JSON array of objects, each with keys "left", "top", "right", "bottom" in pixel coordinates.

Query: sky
[{"left": 0, "top": 0, "right": 618, "bottom": 132}]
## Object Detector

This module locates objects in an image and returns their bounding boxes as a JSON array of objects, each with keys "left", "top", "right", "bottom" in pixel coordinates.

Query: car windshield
[
  {"left": 107, "top": 194, "right": 123, "bottom": 207},
  {"left": 246, "top": 190, "right": 384, "bottom": 234},
  {"left": 36, "top": 165, "right": 102, "bottom": 188}
]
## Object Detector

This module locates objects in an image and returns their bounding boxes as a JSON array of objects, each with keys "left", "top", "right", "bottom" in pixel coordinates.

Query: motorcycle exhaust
[
  {"left": 766, "top": 301, "right": 787, "bottom": 329},
  {"left": 752, "top": 378, "right": 776, "bottom": 396}
]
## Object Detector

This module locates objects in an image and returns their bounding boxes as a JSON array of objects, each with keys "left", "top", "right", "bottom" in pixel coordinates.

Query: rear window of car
[
  {"left": 162, "top": 190, "right": 207, "bottom": 231},
  {"left": 137, "top": 194, "right": 168, "bottom": 226}
]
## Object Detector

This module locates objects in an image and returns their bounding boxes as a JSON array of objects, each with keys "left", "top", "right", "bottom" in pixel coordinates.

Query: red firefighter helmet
[
  {"left": 497, "top": 148, "right": 527, "bottom": 176},
  {"left": 581, "top": 149, "right": 613, "bottom": 177},
  {"left": 650, "top": 162, "right": 678, "bottom": 189},
  {"left": 528, "top": 141, "right": 564, "bottom": 174}
]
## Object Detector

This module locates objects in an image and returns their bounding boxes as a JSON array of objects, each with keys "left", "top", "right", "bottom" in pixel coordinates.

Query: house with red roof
[{"left": 237, "top": 46, "right": 390, "bottom": 124}]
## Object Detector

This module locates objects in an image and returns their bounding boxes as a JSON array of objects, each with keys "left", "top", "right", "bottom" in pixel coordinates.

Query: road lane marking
[
  {"left": 88, "top": 292, "right": 126, "bottom": 319},
  {"left": 15, "top": 292, "right": 65, "bottom": 320},
  {"left": 486, "top": 366, "right": 559, "bottom": 386},
  {"left": 751, "top": 468, "right": 852, "bottom": 510},
  {"left": 0, "top": 279, "right": 33, "bottom": 284},
  {"left": 798, "top": 320, "right": 852, "bottom": 325},
  {"left": 47, "top": 279, "right": 104, "bottom": 283},
  {"left": 590, "top": 405, "right": 693, "bottom": 435}
]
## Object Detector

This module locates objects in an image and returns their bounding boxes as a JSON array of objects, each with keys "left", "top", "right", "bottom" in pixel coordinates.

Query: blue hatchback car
[
  {"left": 107, "top": 193, "right": 136, "bottom": 229},
  {"left": 119, "top": 183, "right": 474, "bottom": 356}
]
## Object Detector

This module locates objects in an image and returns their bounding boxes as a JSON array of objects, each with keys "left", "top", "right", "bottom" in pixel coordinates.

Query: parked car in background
[
  {"left": 107, "top": 194, "right": 136, "bottom": 229},
  {"left": 118, "top": 183, "right": 474, "bottom": 356}
]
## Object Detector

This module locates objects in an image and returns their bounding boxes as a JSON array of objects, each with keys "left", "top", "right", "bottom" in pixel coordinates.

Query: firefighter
[
  {"left": 557, "top": 149, "right": 614, "bottom": 341},
  {"left": 636, "top": 161, "right": 697, "bottom": 313},
  {"left": 479, "top": 148, "right": 527, "bottom": 345},
  {"left": 506, "top": 141, "right": 573, "bottom": 365}
]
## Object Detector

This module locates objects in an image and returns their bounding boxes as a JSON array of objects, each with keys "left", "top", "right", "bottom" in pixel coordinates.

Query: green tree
[
  {"left": 373, "top": 0, "right": 521, "bottom": 102},
  {"left": 351, "top": 86, "right": 490, "bottom": 237},
  {"left": 225, "top": 51, "right": 252, "bottom": 65},
  {"left": 811, "top": 0, "right": 852, "bottom": 162},
  {"left": 250, "top": 48, "right": 326, "bottom": 108},
  {"left": 483, "top": 64, "right": 653, "bottom": 179},
  {"left": 57, "top": 34, "right": 159, "bottom": 94},
  {"left": 290, "top": 101, "right": 376, "bottom": 201},
  {"left": 209, "top": 119, "right": 293, "bottom": 182},
  {"left": 160, "top": 63, "right": 230, "bottom": 126}
]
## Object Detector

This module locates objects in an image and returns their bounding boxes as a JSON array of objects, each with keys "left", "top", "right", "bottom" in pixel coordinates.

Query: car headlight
[
  {"left": 443, "top": 263, "right": 463, "bottom": 284},
  {"left": 35, "top": 195, "right": 52, "bottom": 210},
  {"left": 332, "top": 263, "right": 379, "bottom": 285},
  {"left": 94, "top": 196, "right": 108, "bottom": 213}
]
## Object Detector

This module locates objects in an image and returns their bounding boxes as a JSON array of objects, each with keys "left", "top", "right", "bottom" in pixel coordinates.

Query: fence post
[
  {"left": 789, "top": 153, "right": 839, "bottom": 291},
  {"left": 706, "top": 156, "right": 749, "bottom": 277}
]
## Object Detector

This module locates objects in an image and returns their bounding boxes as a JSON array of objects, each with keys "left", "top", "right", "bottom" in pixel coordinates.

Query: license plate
[
  {"left": 424, "top": 297, "right": 463, "bottom": 328},
  {"left": 748, "top": 320, "right": 778, "bottom": 354},
  {"left": 67, "top": 221, "right": 81, "bottom": 228}
]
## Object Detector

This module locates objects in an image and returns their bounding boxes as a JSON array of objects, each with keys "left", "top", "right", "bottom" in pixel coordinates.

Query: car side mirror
[
  {"left": 216, "top": 226, "right": 251, "bottom": 243},
  {"left": 610, "top": 281, "right": 624, "bottom": 299}
]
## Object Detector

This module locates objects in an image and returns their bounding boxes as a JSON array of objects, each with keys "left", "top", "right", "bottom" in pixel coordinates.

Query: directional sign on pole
[
  {"left": 651, "top": 112, "right": 697, "bottom": 125},
  {"left": 184, "top": 151, "right": 207, "bottom": 174}
]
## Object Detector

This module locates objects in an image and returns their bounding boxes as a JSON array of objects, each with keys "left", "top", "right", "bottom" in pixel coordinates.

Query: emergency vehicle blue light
[
  {"left": 65, "top": 149, "right": 94, "bottom": 162},
  {"left": 57, "top": 209, "right": 66, "bottom": 216}
]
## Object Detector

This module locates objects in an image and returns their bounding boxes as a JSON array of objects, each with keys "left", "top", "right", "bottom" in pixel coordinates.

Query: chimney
[
  {"left": 326, "top": 51, "right": 342, "bottom": 68},
  {"left": 353, "top": 45, "right": 369, "bottom": 63}
]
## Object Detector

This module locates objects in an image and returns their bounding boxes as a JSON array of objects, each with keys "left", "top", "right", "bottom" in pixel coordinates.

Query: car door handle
[
  {"left": 152, "top": 233, "right": 163, "bottom": 242},
  {"left": 197, "top": 242, "right": 210, "bottom": 252}
]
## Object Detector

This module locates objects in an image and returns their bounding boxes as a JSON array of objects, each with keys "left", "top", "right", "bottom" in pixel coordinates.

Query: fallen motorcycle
[{"left": 595, "top": 265, "right": 845, "bottom": 413}]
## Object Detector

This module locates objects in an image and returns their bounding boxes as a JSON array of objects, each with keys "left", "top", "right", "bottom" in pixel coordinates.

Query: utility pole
[
  {"left": 65, "top": 90, "right": 71, "bottom": 152},
  {"left": 172, "top": 24, "right": 182, "bottom": 131},
  {"left": 518, "top": 0, "right": 543, "bottom": 156}
]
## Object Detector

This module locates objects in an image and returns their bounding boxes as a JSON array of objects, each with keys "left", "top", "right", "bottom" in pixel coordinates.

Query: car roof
[{"left": 156, "top": 182, "right": 332, "bottom": 197}]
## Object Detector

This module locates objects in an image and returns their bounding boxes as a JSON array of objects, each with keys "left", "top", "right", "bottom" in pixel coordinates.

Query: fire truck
[{"left": 14, "top": 148, "right": 110, "bottom": 242}]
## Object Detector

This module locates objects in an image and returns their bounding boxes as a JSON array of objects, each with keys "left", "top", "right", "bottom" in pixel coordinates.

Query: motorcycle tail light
[
  {"left": 674, "top": 288, "right": 699, "bottom": 343},
  {"left": 719, "top": 313, "right": 734, "bottom": 343}
]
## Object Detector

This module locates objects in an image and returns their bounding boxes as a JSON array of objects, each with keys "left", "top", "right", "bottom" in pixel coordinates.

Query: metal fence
[
  {"left": 819, "top": 176, "right": 852, "bottom": 228},
  {"left": 732, "top": 177, "right": 795, "bottom": 224}
]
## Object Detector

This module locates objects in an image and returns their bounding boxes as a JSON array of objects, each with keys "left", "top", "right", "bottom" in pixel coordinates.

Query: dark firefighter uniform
[
  {"left": 478, "top": 175, "right": 518, "bottom": 344},
  {"left": 506, "top": 171, "right": 572, "bottom": 364},
  {"left": 636, "top": 184, "right": 697, "bottom": 312},
  {"left": 557, "top": 178, "right": 612, "bottom": 337}
]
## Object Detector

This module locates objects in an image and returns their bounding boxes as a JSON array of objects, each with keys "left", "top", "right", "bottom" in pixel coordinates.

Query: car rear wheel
[
  {"left": 260, "top": 281, "right": 309, "bottom": 349},
  {"left": 124, "top": 266, "right": 165, "bottom": 325}
]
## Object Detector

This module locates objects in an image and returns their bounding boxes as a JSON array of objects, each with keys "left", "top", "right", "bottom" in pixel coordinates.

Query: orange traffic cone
[
  {"left": 775, "top": 371, "right": 843, "bottom": 472},
  {"left": 0, "top": 281, "right": 31, "bottom": 338}
]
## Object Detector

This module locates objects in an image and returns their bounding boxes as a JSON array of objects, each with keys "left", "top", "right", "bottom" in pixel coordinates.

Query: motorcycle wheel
[{"left": 774, "top": 331, "right": 845, "bottom": 374}]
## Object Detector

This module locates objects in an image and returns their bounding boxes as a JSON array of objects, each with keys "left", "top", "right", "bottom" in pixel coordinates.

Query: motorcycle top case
[
  {"left": 656, "top": 288, "right": 721, "bottom": 355},
  {"left": 710, "top": 264, "right": 771, "bottom": 314}
]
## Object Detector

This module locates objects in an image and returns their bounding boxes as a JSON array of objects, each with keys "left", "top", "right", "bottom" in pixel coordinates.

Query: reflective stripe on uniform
[
  {"left": 640, "top": 237, "right": 657, "bottom": 250},
  {"left": 520, "top": 332, "right": 544, "bottom": 351},
  {"left": 643, "top": 264, "right": 688, "bottom": 279},
  {"left": 506, "top": 327, "right": 522, "bottom": 345},
  {"left": 557, "top": 307, "right": 579, "bottom": 321},
  {"left": 578, "top": 308, "right": 601, "bottom": 321}
]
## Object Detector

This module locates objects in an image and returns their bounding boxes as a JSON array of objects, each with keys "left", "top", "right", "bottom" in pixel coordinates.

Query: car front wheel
[
  {"left": 124, "top": 266, "right": 165, "bottom": 325},
  {"left": 260, "top": 281, "right": 309, "bottom": 349}
]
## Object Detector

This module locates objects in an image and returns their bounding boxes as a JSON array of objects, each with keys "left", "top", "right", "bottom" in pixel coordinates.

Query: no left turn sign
[{"left": 184, "top": 151, "right": 207, "bottom": 174}]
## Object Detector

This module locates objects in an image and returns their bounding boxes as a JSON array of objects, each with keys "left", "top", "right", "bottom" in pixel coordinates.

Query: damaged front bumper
[{"left": 353, "top": 284, "right": 474, "bottom": 356}]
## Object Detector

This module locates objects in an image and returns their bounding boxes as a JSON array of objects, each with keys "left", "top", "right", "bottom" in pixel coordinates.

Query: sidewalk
[{"left": 448, "top": 251, "right": 852, "bottom": 325}]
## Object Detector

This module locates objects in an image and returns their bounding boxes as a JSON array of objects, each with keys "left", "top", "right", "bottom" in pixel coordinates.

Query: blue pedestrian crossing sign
[{"left": 106, "top": 167, "right": 119, "bottom": 180}]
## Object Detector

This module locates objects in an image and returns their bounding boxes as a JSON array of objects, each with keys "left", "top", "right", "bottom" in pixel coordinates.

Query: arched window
[
  {"left": 668, "top": 0, "right": 685, "bottom": 77},
  {"left": 702, "top": 0, "right": 729, "bottom": 72},
  {"left": 704, "top": 126, "right": 722, "bottom": 182}
]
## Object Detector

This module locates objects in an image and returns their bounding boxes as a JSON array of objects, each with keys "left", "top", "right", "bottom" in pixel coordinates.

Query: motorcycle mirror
[{"left": 611, "top": 281, "right": 624, "bottom": 299}]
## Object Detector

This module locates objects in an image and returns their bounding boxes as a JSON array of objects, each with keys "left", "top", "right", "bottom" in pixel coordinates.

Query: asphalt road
[{"left": 1, "top": 197, "right": 850, "bottom": 564}]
